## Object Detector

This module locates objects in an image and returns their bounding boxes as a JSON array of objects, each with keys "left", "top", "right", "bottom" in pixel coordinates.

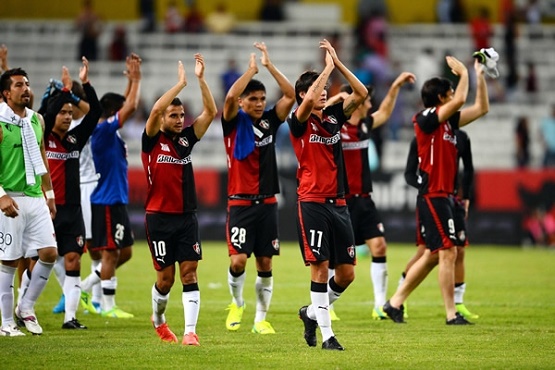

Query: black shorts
[
  {"left": 452, "top": 195, "right": 469, "bottom": 247},
  {"left": 91, "top": 204, "right": 134, "bottom": 251},
  {"left": 53, "top": 204, "right": 85, "bottom": 256},
  {"left": 416, "top": 195, "right": 457, "bottom": 253},
  {"left": 226, "top": 200, "right": 280, "bottom": 258},
  {"left": 296, "top": 200, "right": 356, "bottom": 268},
  {"left": 347, "top": 196, "right": 385, "bottom": 245},
  {"left": 145, "top": 212, "right": 202, "bottom": 270}
]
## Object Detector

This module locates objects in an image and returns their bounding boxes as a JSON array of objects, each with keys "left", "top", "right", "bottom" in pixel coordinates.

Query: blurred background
[{"left": 2, "top": 0, "right": 555, "bottom": 247}]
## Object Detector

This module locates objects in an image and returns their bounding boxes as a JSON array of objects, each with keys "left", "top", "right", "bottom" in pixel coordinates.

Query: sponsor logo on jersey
[
  {"left": 309, "top": 133, "right": 340, "bottom": 145},
  {"left": 255, "top": 134, "right": 273, "bottom": 147},
  {"left": 443, "top": 132, "right": 457, "bottom": 145},
  {"left": 156, "top": 154, "right": 191, "bottom": 165},
  {"left": 160, "top": 143, "right": 170, "bottom": 152},
  {"left": 46, "top": 150, "right": 79, "bottom": 160},
  {"left": 342, "top": 139, "right": 369, "bottom": 150},
  {"left": 49, "top": 140, "right": 57, "bottom": 148}
]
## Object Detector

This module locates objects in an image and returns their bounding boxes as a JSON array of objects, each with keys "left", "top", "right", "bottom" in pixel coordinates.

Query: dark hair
[
  {"left": 241, "top": 79, "right": 265, "bottom": 97},
  {"left": 170, "top": 97, "right": 182, "bottom": 106},
  {"left": 421, "top": 77, "right": 453, "bottom": 108},
  {"left": 0, "top": 68, "right": 28, "bottom": 101},
  {"left": 294, "top": 70, "right": 320, "bottom": 105},
  {"left": 340, "top": 83, "right": 374, "bottom": 97},
  {"left": 71, "top": 80, "right": 87, "bottom": 102},
  {"left": 100, "top": 92, "right": 126, "bottom": 118}
]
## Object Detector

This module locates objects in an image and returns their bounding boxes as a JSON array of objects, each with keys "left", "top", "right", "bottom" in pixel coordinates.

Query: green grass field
[{"left": 2, "top": 242, "right": 554, "bottom": 369}]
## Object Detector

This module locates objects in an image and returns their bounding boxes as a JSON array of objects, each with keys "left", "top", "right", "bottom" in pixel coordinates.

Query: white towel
[{"left": 0, "top": 102, "right": 47, "bottom": 185}]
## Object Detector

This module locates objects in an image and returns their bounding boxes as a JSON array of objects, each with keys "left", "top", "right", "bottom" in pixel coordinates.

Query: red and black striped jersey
[
  {"left": 413, "top": 106, "right": 460, "bottom": 196},
  {"left": 288, "top": 102, "right": 349, "bottom": 201},
  {"left": 222, "top": 107, "right": 282, "bottom": 196},
  {"left": 141, "top": 128, "right": 199, "bottom": 214},
  {"left": 341, "top": 116, "right": 375, "bottom": 195}
]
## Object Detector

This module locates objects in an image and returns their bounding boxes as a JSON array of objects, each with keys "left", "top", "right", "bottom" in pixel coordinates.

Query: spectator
[
  {"left": 524, "top": 0, "right": 542, "bottom": 39},
  {"left": 220, "top": 58, "right": 241, "bottom": 100},
  {"left": 183, "top": 1, "right": 205, "bottom": 33},
  {"left": 540, "top": 104, "right": 555, "bottom": 167},
  {"left": 469, "top": 7, "right": 493, "bottom": 51},
  {"left": 515, "top": 116, "right": 531, "bottom": 168},
  {"left": 504, "top": 8, "right": 519, "bottom": 98},
  {"left": 525, "top": 61, "right": 538, "bottom": 104},
  {"left": 259, "top": 0, "right": 285, "bottom": 22},
  {"left": 164, "top": 0, "right": 183, "bottom": 34},
  {"left": 139, "top": 0, "right": 156, "bottom": 33},
  {"left": 206, "top": 3, "right": 235, "bottom": 34},
  {"left": 75, "top": 0, "right": 102, "bottom": 61},
  {"left": 360, "top": 10, "right": 388, "bottom": 58},
  {"left": 108, "top": 25, "right": 129, "bottom": 61}
]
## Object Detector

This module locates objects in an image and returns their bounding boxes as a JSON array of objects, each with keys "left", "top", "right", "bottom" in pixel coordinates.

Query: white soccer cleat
[
  {"left": 15, "top": 306, "right": 43, "bottom": 335},
  {"left": 0, "top": 323, "right": 26, "bottom": 336}
]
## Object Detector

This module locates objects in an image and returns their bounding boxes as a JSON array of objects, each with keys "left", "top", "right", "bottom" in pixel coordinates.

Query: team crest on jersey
[
  {"left": 347, "top": 245, "right": 355, "bottom": 258},
  {"left": 178, "top": 137, "right": 189, "bottom": 147},
  {"left": 258, "top": 119, "right": 270, "bottom": 130},
  {"left": 67, "top": 135, "right": 77, "bottom": 144},
  {"left": 160, "top": 143, "right": 170, "bottom": 152},
  {"left": 272, "top": 238, "right": 280, "bottom": 251},
  {"left": 310, "top": 122, "right": 319, "bottom": 132},
  {"left": 326, "top": 115, "right": 338, "bottom": 125},
  {"left": 76, "top": 235, "right": 84, "bottom": 247},
  {"left": 193, "top": 242, "right": 201, "bottom": 255}
]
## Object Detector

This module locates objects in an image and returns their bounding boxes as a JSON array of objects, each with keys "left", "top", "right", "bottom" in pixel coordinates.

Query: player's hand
[
  {"left": 194, "top": 53, "right": 205, "bottom": 79},
  {"left": 177, "top": 60, "right": 187, "bottom": 87},
  {"left": 248, "top": 52, "right": 259, "bottom": 74},
  {"left": 79, "top": 56, "right": 89, "bottom": 83},
  {"left": 46, "top": 198, "right": 57, "bottom": 219},
  {"left": 319, "top": 39, "right": 338, "bottom": 62},
  {"left": 393, "top": 72, "right": 416, "bottom": 87},
  {"left": 61, "top": 66, "right": 72, "bottom": 90},
  {"left": 254, "top": 42, "right": 270, "bottom": 67},
  {"left": 445, "top": 56, "right": 467, "bottom": 77},
  {"left": 0, "top": 195, "right": 19, "bottom": 218}
]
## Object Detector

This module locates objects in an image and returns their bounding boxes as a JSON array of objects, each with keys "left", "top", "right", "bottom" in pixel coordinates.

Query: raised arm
[
  {"left": 222, "top": 53, "right": 258, "bottom": 121},
  {"left": 254, "top": 41, "right": 295, "bottom": 121},
  {"left": 0, "top": 44, "right": 8, "bottom": 72},
  {"left": 145, "top": 60, "right": 187, "bottom": 137},
  {"left": 320, "top": 39, "right": 367, "bottom": 117},
  {"left": 118, "top": 53, "right": 142, "bottom": 124},
  {"left": 459, "top": 59, "right": 489, "bottom": 127},
  {"left": 437, "top": 56, "right": 469, "bottom": 123},
  {"left": 372, "top": 72, "right": 416, "bottom": 128},
  {"left": 295, "top": 49, "right": 334, "bottom": 123},
  {"left": 191, "top": 53, "right": 218, "bottom": 140}
]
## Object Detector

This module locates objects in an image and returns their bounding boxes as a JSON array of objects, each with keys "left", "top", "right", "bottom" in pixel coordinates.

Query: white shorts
[
  {"left": 80, "top": 180, "right": 98, "bottom": 239},
  {"left": 0, "top": 196, "right": 57, "bottom": 261}
]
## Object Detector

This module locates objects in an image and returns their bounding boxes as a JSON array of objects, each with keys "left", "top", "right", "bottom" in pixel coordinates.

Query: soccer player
[
  {"left": 402, "top": 129, "right": 479, "bottom": 320},
  {"left": 84, "top": 53, "right": 142, "bottom": 318},
  {"left": 288, "top": 39, "right": 367, "bottom": 350},
  {"left": 382, "top": 55, "right": 489, "bottom": 325},
  {"left": 325, "top": 72, "right": 415, "bottom": 321},
  {"left": 0, "top": 68, "right": 58, "bottom": 336},
  {"left": 43, "top": 57, "right": 101, "bottom": 329},
  {"left": 143, "top": 54, "right": 217, "bottom": 345},
  {"left": 222, "top": 42, "right": 295, "bottom": 334}
]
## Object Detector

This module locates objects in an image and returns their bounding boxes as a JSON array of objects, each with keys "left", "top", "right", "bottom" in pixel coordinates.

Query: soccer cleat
[
  {"left": 62, "top": 318, "right": 88, "bottom": 329},
  {"left": 329, "top": 309, "right": 340, "bottom": 321},
  {"left": 101, "top": 306, "right": 134, "bottom": 319},
  {"left": 225, "top": 303, "right": 245, "bottom": 331},
  {"left": 80, "top": 291, "right": 98, "bottom": 314},
  {"left": 322, "top": 336, "right": 344, "bottom": 351},
  {"left": 15, "top": 306, "right": 43, "bottom": 335},
  {"left": 251, "top": 320, "right": 276, "bottom": 334},
  {"left": 298, "top": 305, "right": 317, "bottom": 347},
  {"left": 372, "top": 306, "right": 387, "bottom": 320},
  {"left": 52, "top": 294, "right": 65, "bottom": 314},
  {"left": 182, "top": 332, "right": 200, "bottom": 346},
  {"left": 456, "top": 303, "right": 479, "bottom": 319},
  {"left": 446, "top": 312, "right": 474, "bottom": 325},
  {"left": 383, "top": 300, "right": 406, "bottom": 323},
  {"left": 152, "top": 317, "right": 178, "bottom": 343},
  {"left": 0, "top": 323, "right": 26, "bottom": 336}
]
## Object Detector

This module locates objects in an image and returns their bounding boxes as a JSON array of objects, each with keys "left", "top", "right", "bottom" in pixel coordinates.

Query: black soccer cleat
[
  {"left": 383, "top": 300, "right": 406, "bottom": 323},
  {"left": 62, "top": 318, "right": 88, "bottom": 330},
  {"left": 298, "top": 305, "right": 318, "bottom": 347},
  {"left": 446, "top": 312, "right": 474, "bottom": 325},
  {"left": 322, "top": 336, "right": 344, "bottom": 351}
]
